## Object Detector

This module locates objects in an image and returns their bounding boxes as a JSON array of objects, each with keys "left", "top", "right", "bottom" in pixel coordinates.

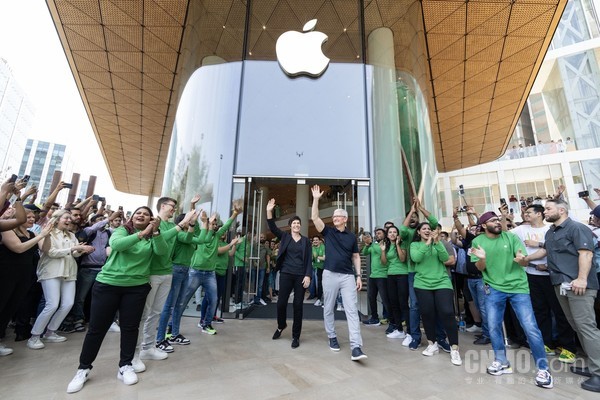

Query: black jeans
[
  {"left": 367, "top": 277, "right": 389, "bottom": 321},
  {"left": 316, "top": 268, "right": 324, "bottom": 300},
  {"left": 387, "top": 274, "right": 409, "bottom": 330},
  {"left": 0, "top": 264, "right": 32, "bottom": 339},
  {"left": 414, "top": 288, "right": 458, "bottom": 346},
  {"left": 277, "top": 272, "right": 305, "bottom": 339},
  {"left": 527, "top": 273, "right": 576, "bottom": 352},
  {"left": 78, "top": 282, "right": 150, "bottom": 370}
]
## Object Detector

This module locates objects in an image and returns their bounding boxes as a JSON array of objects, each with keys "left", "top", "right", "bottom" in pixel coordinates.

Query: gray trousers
[
  {"left": 554, "top": 286, "right": 600, "bottom": 375},
  {"left": 322, "top": 270, "right": 363, "bottom": 349}
]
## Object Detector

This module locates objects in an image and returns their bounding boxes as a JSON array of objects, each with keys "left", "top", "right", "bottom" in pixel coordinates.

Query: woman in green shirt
[
  {"left": 410, "top": 222, "right": 461, "bottom": 366},
  {"left": 67, "top": 206, "right": 167, "bottom": 393},
  {"left": 380, "top": 226, "right": 409, "bottom": 339}
]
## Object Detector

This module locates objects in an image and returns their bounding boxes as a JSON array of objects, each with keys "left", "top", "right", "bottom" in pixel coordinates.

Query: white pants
[
  {"left": 31, "top": 278, "right": 76, "bottom": 335},
  {"left": 138, "top": 274, "right": 172, "bottom": 350}
]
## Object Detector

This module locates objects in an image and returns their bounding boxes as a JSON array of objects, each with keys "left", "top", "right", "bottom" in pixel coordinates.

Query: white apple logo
[{"left": 276, "top": 19, "right": 330, "bottom": 77}]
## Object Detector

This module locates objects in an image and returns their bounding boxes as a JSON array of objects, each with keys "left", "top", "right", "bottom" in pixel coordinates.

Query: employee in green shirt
[
  {"left": 68, "top": 206, "right": 166, "bottom": 394},
  {"left": 410, "top": 222, "right": 461, "bottom": 367}
]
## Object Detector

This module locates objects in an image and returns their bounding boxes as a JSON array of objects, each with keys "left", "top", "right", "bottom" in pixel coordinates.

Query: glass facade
[{"left": 438, "top": 0, "right": 600, "bottom": 225}]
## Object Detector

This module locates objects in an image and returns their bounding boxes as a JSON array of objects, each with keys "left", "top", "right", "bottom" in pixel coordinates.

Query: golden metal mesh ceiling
[{"left": 47, "top": 0, "right": 565, "bottom": 195}]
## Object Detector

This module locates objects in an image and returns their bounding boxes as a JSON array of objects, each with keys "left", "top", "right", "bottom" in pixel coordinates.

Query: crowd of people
[{"left": 0, "top": 176, "right": 599, "bottom": 394}]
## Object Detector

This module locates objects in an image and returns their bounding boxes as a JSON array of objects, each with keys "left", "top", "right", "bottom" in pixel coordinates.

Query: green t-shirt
[
  {"left": 190, "top": 217, "right": 234, "bottom": 271},
  {"left": 234, "top": 236, "right": 248, "bottom": 267},
  {"left": 361, "top": 243, "right": 387, "bottom": 278},
  {"left": 149, "top": 220, "right": 181, "bottom": 275},
  {"left": 471, "top": 232, "right": 529, "bottom": 294},
  {"left": 97, "top": 226, "right": 168, "bottom": 287},
  {"left": 383, "top": 243, "right": 408, "bottom": 275},
  {"left": 312, "top": 243, "right": 325, "bottom": 270},
  {"left": 400, "top": 214, "right": 439, "bottom": 272},
  {"left": 410, "top": 241, "right": 452, "bottom": 290},
  {"left": 215, "top": 240, "right": 230, "bottom": 276},
  {"left": 171, "top": 229, "right": 197, "bottom": 267}
]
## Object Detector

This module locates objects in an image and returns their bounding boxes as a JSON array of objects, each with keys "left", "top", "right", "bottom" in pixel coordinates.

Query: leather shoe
[
  {"left": 291, "top": 338, "right": 299, "bottom": 348},
  {"left": 581, "top": 375, "right": 600, "bottom": 392},
  {"left": 571, "top": 366, "right": 592, "bottom": 377},
  {"left": 272, "top": 325, "right": 286, "bottom": 340}
]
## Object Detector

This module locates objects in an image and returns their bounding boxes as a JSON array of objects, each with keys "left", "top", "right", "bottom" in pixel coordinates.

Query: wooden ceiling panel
[{"left": 47, "top": 0, "right": 566, "bottom": 193}]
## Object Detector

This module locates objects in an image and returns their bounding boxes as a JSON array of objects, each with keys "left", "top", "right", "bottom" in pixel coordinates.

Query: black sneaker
[
  {"left": 351, "top": 347, "right": 368, "bottom": 361},
  {"left": 168, "top": 334, "right": 191, "bottom": 345},
  {"left": 438, "top": 339, "right": 451, "bottom": 353},
  {"left": 57, "top": 323, "right": 76, "bottom": 334},
  {"left": 473, "top": 336, "right": 491, "bottom": 345},
  {"left": 156, "top": 339, "right": 174, "bottom": 353},
  {"left": 329, "top": 337, "right": 340, "bottom": 352},
  {"left": 291, "top": 338, "right": 299, "bottom": 348}
]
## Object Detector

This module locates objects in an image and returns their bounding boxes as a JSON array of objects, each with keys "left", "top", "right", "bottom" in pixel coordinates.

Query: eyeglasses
[
  {"left": 164, "top": 203, "right": 177, "bottom": 208},
  {"left": 486, "top": 218, "right": 501, "bottom": 223}
]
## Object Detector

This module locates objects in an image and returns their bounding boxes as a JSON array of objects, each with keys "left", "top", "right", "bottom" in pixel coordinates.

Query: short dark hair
[
  {"left": 157, "top": 197, "right": 177, "bottom": 212},
  {"left": 526, "top": 204, "right": 545, "bottom": 215},
  {"left": 288, "top": 216, "right": 301, "bottom": 226}
]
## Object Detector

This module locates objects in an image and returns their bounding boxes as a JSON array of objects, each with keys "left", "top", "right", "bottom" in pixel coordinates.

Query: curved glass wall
[{"left": 162, "top": 62, "right": 243, "bottom": 217}]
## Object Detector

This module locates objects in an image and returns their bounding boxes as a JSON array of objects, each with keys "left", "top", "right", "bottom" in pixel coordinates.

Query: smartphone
[
  {"left": 98, "top": 196, "right": 106, "bottom": 202},
  {"left": 578, "top": 190, "right": 590, "bottom": 198},
  {"left": 63, "top": 183, "right": 73, "bottom": 189},
  {"left": 8, "top": 174, "right": 17, "bottom": 183},
  {"left": 520, "top": 200, "right": 527, "bottom": 207},
  {"left": 500, "top": 198, "right": 507, "bottom": 206},
  {"left": 510, "top": 208, "right": 514, "bottom": 214},
  {"left": 458, "top": 184, "right": 465, "bottom": 196},
  {"left": 92, "top": 194, "right": 100, "bottom": 201},
  {"left": 106, "top": 204, "right": 111, "bottom": 210},
  {"left": 118, "top": 205, "right": 123, "bottom": 211},
  {"left": 22, "top": 175, "right": 30, "bottom": 184}
]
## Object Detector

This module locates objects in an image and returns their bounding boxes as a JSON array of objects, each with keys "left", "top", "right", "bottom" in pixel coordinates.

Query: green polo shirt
[
  {"left": 410, "top": 241, "right": 452, "bottom": 290},
  {"left": 312, "top": 243, "right": 325, "bottom": 270},
  {"left": 400, "top": 214, "right": 439, "bottom": 272},
  {"left": 361, "top": 242, "right": 387, "bottom": 278},
  {"left": 190, "top": 217, "right": 234, "bottom": 271}
]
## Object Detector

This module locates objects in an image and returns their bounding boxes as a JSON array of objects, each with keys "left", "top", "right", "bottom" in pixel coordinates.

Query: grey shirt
[{"left": 544, "top": 217, "right": 598, "bottom": 289}]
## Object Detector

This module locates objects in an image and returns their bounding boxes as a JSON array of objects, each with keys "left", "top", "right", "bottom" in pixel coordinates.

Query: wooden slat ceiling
[{"left": 46, "top": 0, "right": 565, "bottom": 195}]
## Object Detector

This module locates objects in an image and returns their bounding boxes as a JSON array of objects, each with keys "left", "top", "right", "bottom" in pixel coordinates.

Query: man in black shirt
[{"left": 311, "top": 185, "right": 366, "bottom": 361}]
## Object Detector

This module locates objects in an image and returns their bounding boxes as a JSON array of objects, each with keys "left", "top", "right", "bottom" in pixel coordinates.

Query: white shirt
[{"left": 511, "top": 224, "right": 550, "bottom": 276}]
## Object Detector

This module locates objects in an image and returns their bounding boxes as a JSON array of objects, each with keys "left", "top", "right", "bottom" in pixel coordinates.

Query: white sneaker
[
  {"left": 314, "top": 299, "right": 322, "bottom": 307},
  {"left": 67, "top": 368, "right": 90, "bottom": 393},
  {"left": 386, "top": 330, "right": 406, "bottom": 339},
  {"left": 108, "top": 322, "right": 121, "bottom": 333},
  {"left": 336, "top": 304, "right": 344, "bottom": 312},
  {"left": 422, "top": 341, "right": 439, "bottom": 356},
  {"left": 259, "top": 298, "right": 267, "bottom": 306},
  {"left": 27, "top": 336, "right": 45, "bottom": 350},
  {"left": 451, "top": 347, "right": 462, "bottom": 366},
  {"left": 139, "top": 346, "right": 168, "bottom": 360},
  {"left": 402, "top": 334, "right": 413, "bottom": 347},
  {"left": 0, "top": 344, "right": 13, "bottom": 356},
  {"left": 117, "top": 365, "right": 138, "bottom": 385},
  {"left": 132, "top": 357, "right": 146, "bottom": 373},
  {"left": 43, "top": 332, "right": 67, "bottom": 343},
  {"left": 466, "top": 325, "right": 482, "bottom": 333}
]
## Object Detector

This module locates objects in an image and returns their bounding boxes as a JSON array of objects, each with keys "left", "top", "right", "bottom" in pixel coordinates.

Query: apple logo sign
[{"left": 276, "top": 19, "right": 330, "bottom": 77}]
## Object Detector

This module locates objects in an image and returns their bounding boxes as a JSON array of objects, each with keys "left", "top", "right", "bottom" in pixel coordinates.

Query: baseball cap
[
  {"left": 24, "top": 204, "right": 42, "bottom": 212},
  {"left": 591, "top": 205, "right": 600, "bottom": 219}
]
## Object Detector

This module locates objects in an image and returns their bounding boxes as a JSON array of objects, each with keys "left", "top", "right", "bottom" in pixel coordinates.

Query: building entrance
[{"left": 220, "top": 177, "right": 372, "bottom": 321}]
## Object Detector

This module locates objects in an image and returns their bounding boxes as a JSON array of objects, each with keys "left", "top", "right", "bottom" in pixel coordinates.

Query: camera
[
  {"left": 578, "top": 190, "right": 589, "bottom": 198},
  {"left": 458, "top": 184, "right": 465, "bottom": 196},
  {"left": 92, "top": 194, "right": 99, "bottom": 201},
  {"left": 63, "top": 183, "right": 73, "bottom": 189}
]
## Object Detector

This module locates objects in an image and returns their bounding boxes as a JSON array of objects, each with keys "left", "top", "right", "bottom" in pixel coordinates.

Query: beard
[{"left": 545, "top": 214, "right": 559, "bottom": 223}]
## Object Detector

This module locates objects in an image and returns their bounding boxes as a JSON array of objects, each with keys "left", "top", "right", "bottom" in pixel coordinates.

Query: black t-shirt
[
  {"left": 322, "top": 225, "right": 359, "bottom": 275},
  {"left": 461, "top": 231, "right": 482, "bottom": 278},
  {"left": 281, "top": 238, "right": 305, "bottom": 276}
]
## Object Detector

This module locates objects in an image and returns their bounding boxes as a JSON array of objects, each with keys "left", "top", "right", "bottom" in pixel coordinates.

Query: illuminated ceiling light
[
  {"left": 223, "top": 25, "right": 226, "bottom": 29},
  {"left": 262, "top": 25, "right": 266, "bottom": 30},
  {"left": 249, "top": 51, "right": 253, "bottom": 55},
  {"left": 356, "top": 55, "right": 360, "bottom": 59},
  {"left": 343, "top": 28, "right": 347, "bottom": 32}
]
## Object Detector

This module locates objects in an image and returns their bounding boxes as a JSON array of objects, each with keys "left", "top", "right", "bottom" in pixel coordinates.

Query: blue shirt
[{"left": 322, "top": 225, "right": 358, "bottom": 275}]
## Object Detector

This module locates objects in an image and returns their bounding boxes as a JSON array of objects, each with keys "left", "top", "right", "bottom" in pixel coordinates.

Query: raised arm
[{"left": 310, "top": 185, "right": 325, "bottom": 233}]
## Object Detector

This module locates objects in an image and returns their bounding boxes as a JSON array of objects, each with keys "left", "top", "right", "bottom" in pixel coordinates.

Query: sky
[{"left": 0, "top": 0, "right": 150, "bottom": 211}]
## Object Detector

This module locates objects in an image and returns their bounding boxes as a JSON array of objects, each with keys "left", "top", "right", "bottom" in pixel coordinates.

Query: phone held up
[{"left": 578, "top": 190, "right": 589, "bottom": 198}]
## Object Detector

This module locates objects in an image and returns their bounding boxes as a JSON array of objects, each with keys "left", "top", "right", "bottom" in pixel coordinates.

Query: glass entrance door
[{"left": 225, "top": 177, "right": 371, "bottom": 320}]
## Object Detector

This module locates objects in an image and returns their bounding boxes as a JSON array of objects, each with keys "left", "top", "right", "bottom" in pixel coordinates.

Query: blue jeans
[
  {"left": 486, "top": 286, "right": 548, "bottom": 370},
  {"left": 467, "top": 278, "right": 489, "bottom": 338},
  {"left": 172, "top": 270, "right": 217, "bottom": 335},
  {"left": 251, "top": 268, "right": 266, "bottom": 303},
  {"left": 308, "top": 269, "right": 317, "bottom": 297},
  {"left": 156, "top": 265, "right": 189, "bottom": 341},
  {"left": 201, "top": 274, "right": 226, "bottom": 322},
  {"left": 408, "top": 272, "right": 446, "bottom": 343},
  {"left": 72, "top": 267, "right": 101, "bottom": 322}
]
